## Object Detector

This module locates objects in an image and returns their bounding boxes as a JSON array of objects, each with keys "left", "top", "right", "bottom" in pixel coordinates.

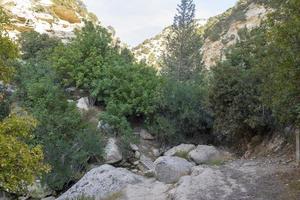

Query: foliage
[
  {"left": 17, "top": 31, "right": 104, "bottom": 190},
  {"left": 51, "top": 21, "right": 120, "bottom": 93},
  {"left": 209, "top": 28, "right": 272, "bottom": 142},
  {"left": 0, "top": 114, "right": 49, "bottom": 193},
  {"left": 163, "top": 0, "right": 203, "bottom": 81},
  {"left": 148, "top": 78, "right": 212, "bottom": 144},
  {"left": 259, "top": 0, "right": 300, "bottom": 126},
  {"left": 51, "top": 21, "right": 160, "bottom": 142},
  {"left": 19, "top": 31, "right": 61, "bottom": 60}
]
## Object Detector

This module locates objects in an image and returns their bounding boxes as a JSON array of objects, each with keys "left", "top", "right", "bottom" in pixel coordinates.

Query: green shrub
[
  {"left": 148, "top": 78, "right": 213, "bottom": 144},
  {"left": 16, "top": 60, "right": 103, "bottom": 191}
]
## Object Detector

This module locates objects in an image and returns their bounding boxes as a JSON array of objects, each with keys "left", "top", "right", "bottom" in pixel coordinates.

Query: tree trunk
[{"left": 296, "top": 129, "right": 300, "bottom": 165}]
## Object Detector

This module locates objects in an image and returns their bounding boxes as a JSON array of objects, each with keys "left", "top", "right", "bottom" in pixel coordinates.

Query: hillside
[
  {"left": 133, "top": 0, "right": 271, "bottom": 68},
  {"left": 0, "top": 0, "right": 98, "bottom": 40}
]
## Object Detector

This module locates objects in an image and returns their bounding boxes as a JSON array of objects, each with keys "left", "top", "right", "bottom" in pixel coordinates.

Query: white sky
[{"left": 84, "top": 0, "right": 238, "bottom": 47}]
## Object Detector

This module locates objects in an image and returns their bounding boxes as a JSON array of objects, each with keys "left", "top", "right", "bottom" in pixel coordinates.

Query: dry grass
[{"left": 52, "top": 5, "right": 81, "bottom": 24}]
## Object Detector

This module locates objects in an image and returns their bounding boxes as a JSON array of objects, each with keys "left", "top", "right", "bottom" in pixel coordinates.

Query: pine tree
[{"left": 163, "top": 0, "right": 203, "bottom": 81}]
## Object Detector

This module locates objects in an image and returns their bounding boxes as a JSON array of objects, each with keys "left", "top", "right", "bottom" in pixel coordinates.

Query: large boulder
[
  {"left": 56, "top": 165, "right": 144, "bottom": 200},
  {"left": 104, "top": 138, "right": 122, "bottom": 164},
  {"left": 164, "top": 144, "right": 196, "bottom": 157},
  {"left": 188, "top": 145, "right": 220, "bottom": 165},
  {"left": 154, "top": 156, "right": 194, "bottom": 184}
]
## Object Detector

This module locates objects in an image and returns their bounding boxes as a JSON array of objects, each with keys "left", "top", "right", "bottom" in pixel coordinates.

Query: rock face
[
  {"left": 188, "top": 145, "right": 220, "bottom": 164},
  {"left": 154, "top": 156, "right": 194, "bottom": 184},
  {"left": 56, "top": 165, "right": 144, "bottom": 200},
  {"left": 104, "top": 138, "right": 122, "bottom": 164},
  {"left": 1, "top": 0, "right": 98, "bottom": 41},
  {"left": 164, "top": 144, "right": 196, "bottom": 157}
]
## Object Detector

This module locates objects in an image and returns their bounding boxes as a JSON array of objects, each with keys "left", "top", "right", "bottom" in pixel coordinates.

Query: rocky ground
[{"left": 55, "top": 141, "right": 299, "bottom": 200}]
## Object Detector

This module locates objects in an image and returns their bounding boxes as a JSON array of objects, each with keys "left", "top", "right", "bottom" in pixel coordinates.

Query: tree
[{"left": 163, "top": 0, "right": 203, "bottom": 81}]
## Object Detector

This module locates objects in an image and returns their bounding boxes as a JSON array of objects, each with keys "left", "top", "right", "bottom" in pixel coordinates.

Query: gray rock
[
  {"left": 152, "top": 148, "right": 161, "bottom": 157},
  {"left": 130, "top": 144, "right": 139, "bottom": 151},
  {"left": 76, "top": 97, "right": 90, "bottom": 111},
  {"left": 97, "top": 120, "right": 113, "bottom": 134},
  {"left": 140, "top": 155, "right": 155, "bottom": 171},
  {"left": 164, "top": 144, "right": 196, "bottom": 157},
  {"left": 56, "top": 165, "right": 144, "bottom": 200},
  {"left": 139, "top": 129, "right": 154, "bottom": 140},
  {"left": 135, "top": 151, "right": 141, "bottom": 159},
  {"left": 169, "top": 166, "right": 242, "bottom": 200},
  {"left": 154, "top": 156, "right": 194, "bottom": 184},
  {"left": 104, "top": 138, "right": 122, "bottom": 164},
  {"left": 121, "top": 179, "right": 170, "bottom": 200},
  {"left": 188, "top": 145, "right": 220, "bottom": 165}
]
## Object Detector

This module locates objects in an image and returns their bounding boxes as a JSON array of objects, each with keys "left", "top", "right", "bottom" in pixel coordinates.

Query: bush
[
  {"left": 148, "top": 78, "right": 213, "bottom": 144},
  {"left": 209, "top": 28, "right": 272, "bottom": 143}
]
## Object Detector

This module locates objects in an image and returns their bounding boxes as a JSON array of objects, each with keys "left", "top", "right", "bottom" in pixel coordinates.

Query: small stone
[
  {"left": 135, "top": 151, "right": 141, "bottom": 159},
  {"left": 152, "top": 148, "right": 160, "bottom": 157},
  {"left": 130, "top": 144, "right": 139, "bottom": 151}
]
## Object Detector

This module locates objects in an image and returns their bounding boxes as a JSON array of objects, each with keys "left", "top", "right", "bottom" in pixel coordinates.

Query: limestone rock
[
  {"left": 56, "top": 165, "right": 144, "bottom": 200},
  {"left": 154, "top": 156, "right": 193, "bottom": 184},
  {"left": 76, "top": 97, "right": 90, "bottom": 111},
  {"left": 188, "top": 145, "right": 220, "bottom": 165},
  {"left": 164, "top": 144, "right": 196, "bottom": 157},
  {"left": 104, "top": 138, "right": 122, "bottom": 164}
]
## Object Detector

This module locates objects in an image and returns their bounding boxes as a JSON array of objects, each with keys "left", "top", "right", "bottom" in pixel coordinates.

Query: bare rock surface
[
  {"left": 56, "top": 165, "right": 144, "bottom": 200},
  {"left": 121, "top": 179, "right": 171, "bottom": 200}
]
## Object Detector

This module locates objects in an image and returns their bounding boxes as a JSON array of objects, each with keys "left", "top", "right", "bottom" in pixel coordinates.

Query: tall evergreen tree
[{"left": 163, "top": 0, "right": 203, "bottom": 81}]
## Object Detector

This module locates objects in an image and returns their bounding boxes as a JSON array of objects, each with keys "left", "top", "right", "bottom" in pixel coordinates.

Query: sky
[{"left": 84, "top": 0, "right": 238, "bottom": 47}]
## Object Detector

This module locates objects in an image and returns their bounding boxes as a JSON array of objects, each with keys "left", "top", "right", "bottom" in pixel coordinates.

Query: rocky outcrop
[
  {"left": 104, "top": 138, "right": 123, "bottom": 164},
  {"left": 56, "top": 165, "right": 144, "bottom": 200},
  {"left": 188, "top": 145, "right": 221, "bottom": 164},
  {"left": 154, "top": 156, "right": 194, "bottom": 184},
  {"left": 1, "top": 0, "right": 98, "bottom": 41},
  {"left": 164, "top": 144, "right": 196, "bottom": 157}
]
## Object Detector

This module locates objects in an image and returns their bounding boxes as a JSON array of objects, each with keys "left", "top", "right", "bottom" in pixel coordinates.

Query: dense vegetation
[
  {"left": 0, "top": 0, "right": 300, "bottom": 196},
  {"left": 0, "top": 8, "right": 48, "bottom": 193}
]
